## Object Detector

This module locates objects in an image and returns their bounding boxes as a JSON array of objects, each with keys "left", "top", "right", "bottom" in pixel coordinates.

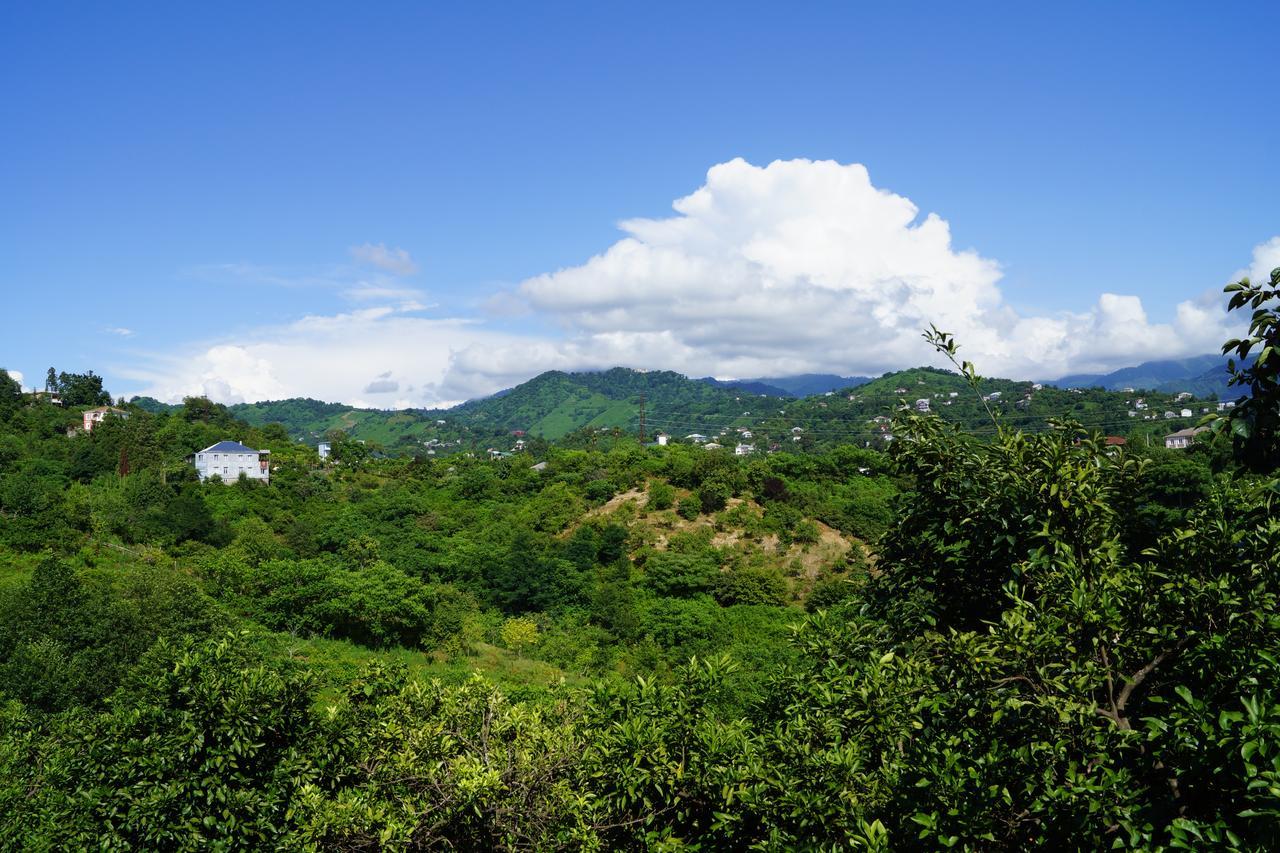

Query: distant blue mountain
[
  {"left": 1049, "top": 354, "right": 1244, "bottom": 398},
  {"left": 696, "top": 377, "right": 793, "bottom": 397},
  {"left": 699, "top": 373, "right": 872, "bottom": 398}
]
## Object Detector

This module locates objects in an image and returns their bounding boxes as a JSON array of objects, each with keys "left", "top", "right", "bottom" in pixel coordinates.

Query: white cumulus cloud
[
  {"left": 350, "top": 242, "right": 419, "bottom": 276},
  {"left": 511, "top": 158, "right": 1243, "bottom": 380},
  {"left": 123, "top": 305, "right": 533, "bottom": 408},
  {"left": 1236, "top": 236, "right": 1280, "bottom": 285}
]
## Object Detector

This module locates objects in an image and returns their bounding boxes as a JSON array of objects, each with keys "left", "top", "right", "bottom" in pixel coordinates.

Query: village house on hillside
[
  {"left": 189, "top": 440, "right": 271, "bottom": 483},
  {"left": 1164, "top": 426, "right": 1209, "bottom": 450},
  {"left": 29, "top": 390, "right": 62, "bottom": 406},
  {"left": 82, "top": 406, "right": 129, "bottom": 433}
]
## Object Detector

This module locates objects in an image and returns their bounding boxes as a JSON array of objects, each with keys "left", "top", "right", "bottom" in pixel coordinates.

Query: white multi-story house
[
  {"left": 190, "top": 440, "right": 271, "bottom": 483},
  {"left": 317, "top": 442, "right": 331, "bottom": 460}
]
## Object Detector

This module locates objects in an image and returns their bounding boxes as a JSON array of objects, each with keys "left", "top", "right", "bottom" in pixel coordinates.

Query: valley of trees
[{"left": 0, "top": 270, "right": 1277, "bottom": 849}]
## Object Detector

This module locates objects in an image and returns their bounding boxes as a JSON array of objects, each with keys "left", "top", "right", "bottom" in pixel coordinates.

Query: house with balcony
[{"left": 1164, "top": 427, "right": 1208, "bottom": 450}]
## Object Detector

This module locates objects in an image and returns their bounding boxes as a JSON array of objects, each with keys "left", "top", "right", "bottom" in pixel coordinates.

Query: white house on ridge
[{"left": 190, "top": 440, "right": 271, "bottom": 483}]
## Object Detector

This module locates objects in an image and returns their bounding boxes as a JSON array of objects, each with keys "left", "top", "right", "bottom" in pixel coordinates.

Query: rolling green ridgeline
[{"left": 135, "top": 359, "right": 1241, "bottom": 455}]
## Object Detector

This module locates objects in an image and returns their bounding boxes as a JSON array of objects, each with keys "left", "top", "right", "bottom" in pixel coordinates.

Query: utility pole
[{"left": 638, "top": 395, "right": 646, "bottom": 444}]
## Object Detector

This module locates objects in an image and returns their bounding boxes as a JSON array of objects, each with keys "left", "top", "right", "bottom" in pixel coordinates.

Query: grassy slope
[{"left": 255, "top": 632, "right": 578, "bottom": 705}]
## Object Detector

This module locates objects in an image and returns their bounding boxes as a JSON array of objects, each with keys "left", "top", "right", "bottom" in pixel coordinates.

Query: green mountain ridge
[{"left": 134, "top": 362, "right": 1224, "bottom": 455}]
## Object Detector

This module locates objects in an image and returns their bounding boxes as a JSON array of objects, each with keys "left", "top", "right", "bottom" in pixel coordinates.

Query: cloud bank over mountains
[{"left": 130, "top": 159, "right": 1258, "bottom": 408}]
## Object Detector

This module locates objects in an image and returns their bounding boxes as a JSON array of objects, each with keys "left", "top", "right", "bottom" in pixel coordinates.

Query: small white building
[
  {"left": 655, "top": 433, "right": 669, "bottom": 446},
  {"left": 685, "top": 433, "right": 707, "bottom": 443},
  {"left": 734, "top": 443, "right": 755, "bottom": 456},
  {"left": 190, "top": 440, "right": 270, "bottom": 483},
  {"left": 1179, "top": 408, "right": 1193, "bottom": 418},
  {"left": 1165, "top": 427, "right": 1208, "bottom": 450},
  {"left": 317, "top": 442, "right": 331, "bottom": 460},
  {"left": 914, "top": 398, "right": 931, "bottom": 412},
  {"left": 82, "top": 406, "right": 129, "bottom": 433}
]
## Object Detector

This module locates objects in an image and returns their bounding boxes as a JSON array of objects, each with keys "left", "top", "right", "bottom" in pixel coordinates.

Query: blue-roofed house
[{"left": 189, "top": 440, "right": 271, "bottom": 483}]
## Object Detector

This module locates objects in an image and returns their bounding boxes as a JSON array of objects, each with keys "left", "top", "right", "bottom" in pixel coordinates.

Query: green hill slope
[
  {"left": 139, "top": 363, "right": 1224, "bottom": 456},
  {"left": 453, "top": 368, "right": 768, "bottom": 439}
]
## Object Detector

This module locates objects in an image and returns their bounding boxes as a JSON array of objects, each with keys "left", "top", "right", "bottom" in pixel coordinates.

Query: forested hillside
[
  {"left": 139, "top": 361, "right": 1235, "bottom": 459},
  {"left": 1, "top": 273, "right": 1277, "bottom": 849}
]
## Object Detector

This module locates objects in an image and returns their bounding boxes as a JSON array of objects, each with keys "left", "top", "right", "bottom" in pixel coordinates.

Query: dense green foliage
[
  {"left": 1218, "top": 266, "right": 1280, "bottom": 472},
  {"left": 1, "top": 279, "right": 1277, "bottom": 848}
]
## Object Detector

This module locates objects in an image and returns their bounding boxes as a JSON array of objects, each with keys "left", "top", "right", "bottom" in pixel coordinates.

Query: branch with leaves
[{"left": 922, "top": 325, "right": 1001, "bottom": 430}]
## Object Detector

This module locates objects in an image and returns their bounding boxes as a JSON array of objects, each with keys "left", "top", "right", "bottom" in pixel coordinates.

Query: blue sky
[{"left": 2, "top": 2, "right": 1278, "bottom": 406}]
